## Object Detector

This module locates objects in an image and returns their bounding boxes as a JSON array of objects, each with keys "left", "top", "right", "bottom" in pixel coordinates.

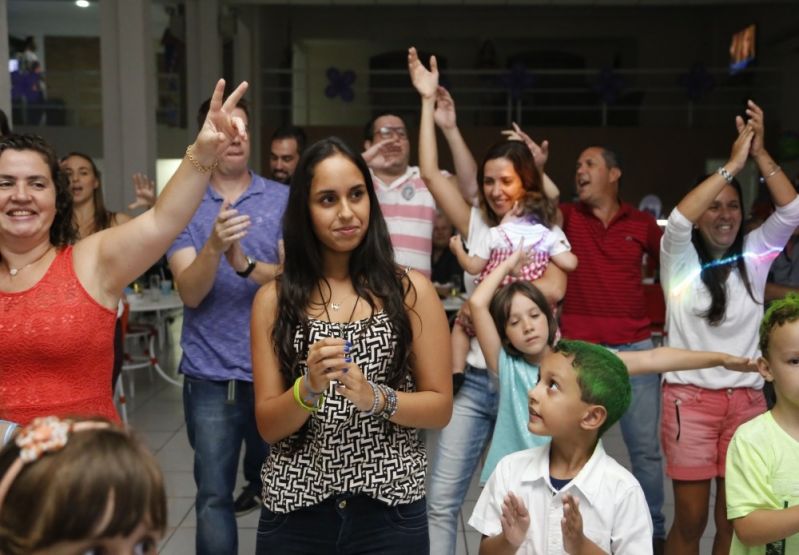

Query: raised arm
[
  {"left": 745, "top": 100, "right": 797, "bottom": 208},
  {"left": 618, "top": 347, "right": 755, "bottom": 376},
  {"left": 75, "top": 80, "right": 249, "bottom": 307},
  {"left": 676, "top": 117, "right": 754, "bottom": 223},
  {"left": 435, "top": 86, "right": 478, "bottom": 204},
  {"left": 409, "top": 46, "right": 472, "bottom": 239},
  {"left": 469, "top": 251, "right": 523, "bottom": 373}
]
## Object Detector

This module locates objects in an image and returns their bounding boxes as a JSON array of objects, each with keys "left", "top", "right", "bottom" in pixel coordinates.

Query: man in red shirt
[{"left": 560, "top": 146, "right": 665, "bottom": 554}]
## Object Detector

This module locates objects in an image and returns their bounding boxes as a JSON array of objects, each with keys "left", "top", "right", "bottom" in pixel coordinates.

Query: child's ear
[
  {"left": 363, "top": 139, "right": 372, "bottom": 151},
  {"left": 580, "top": 404, "right": 607, "bottom": 433},
  {"left": 756, "top": 356, "right": 774, "bottom": 382}
]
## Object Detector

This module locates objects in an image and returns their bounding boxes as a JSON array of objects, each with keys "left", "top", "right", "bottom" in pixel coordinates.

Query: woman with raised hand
[
  {"left": 252, "top": 137, "right": 451, "bottom": 553},
  {"left": 408, "top": 46, "right": 567, "bottom": 555},
  {"left": 660, "top": 101, "right": 799, "bottom": 555},
  {"left": 0, "top": 79, "right": 249, "bottom": 425}
]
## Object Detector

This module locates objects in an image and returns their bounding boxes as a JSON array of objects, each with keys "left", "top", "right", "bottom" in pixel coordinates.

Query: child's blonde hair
[{"left": 0, "top": 417, "right": 166, "bottom": 555}]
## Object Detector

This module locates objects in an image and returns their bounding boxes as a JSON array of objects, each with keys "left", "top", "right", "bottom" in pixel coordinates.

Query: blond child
[{"left": 726, "top": 293, "right": 799, "bottom": 554}]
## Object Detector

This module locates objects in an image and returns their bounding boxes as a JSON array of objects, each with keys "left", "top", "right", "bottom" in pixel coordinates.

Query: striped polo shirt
[
  {"left": 560, "top": 201, "right": 662, "bottom": 345},
  {"left": 372, "top": 166, "right": 440, "bottom": 277}
]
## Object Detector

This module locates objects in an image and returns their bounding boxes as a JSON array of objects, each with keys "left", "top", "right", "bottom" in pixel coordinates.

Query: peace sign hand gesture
[{"left": 193, "top": 79, "right": 250, "bottom": 165}]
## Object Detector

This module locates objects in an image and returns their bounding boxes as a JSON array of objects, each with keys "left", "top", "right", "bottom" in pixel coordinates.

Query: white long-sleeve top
[{"left": 660, "top": 195, "right": 799, "bottom": 389}]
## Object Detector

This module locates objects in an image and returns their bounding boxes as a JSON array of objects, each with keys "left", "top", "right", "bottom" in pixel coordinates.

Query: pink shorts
[{"left": 660, "top": 383, "right": 765, "bottom": 481}]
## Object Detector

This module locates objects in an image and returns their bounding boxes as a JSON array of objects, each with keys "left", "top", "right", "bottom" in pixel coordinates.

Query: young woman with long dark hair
[{"left": 251, "top": 137, "right": 451, "bottom": 553}]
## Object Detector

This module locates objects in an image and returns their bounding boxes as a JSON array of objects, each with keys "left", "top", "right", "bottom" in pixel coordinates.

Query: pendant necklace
[{"left": 4, "top": 246, "right": 54, "bottom": 278}]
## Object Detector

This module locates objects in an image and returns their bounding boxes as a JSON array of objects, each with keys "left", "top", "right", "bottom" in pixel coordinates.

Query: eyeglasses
[{"left": 376, "top": 126, "right": 408, "bottom": 140}]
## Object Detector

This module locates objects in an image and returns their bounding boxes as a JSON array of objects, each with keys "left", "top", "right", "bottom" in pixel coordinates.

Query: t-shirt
[
  {"left": 726, "top": 411, "right": 799, "bottom": 555},
  {"left": 480, "top": 349, "right": 549, "bottom": 484}
]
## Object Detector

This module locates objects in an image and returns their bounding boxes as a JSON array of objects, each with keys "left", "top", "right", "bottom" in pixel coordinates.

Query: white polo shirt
[{"left": 469, "top": 441, "right": 652, "bottom": 554}]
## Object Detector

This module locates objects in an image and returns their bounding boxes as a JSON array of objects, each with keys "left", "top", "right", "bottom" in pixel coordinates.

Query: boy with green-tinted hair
[
  {"left": 726, "top": 293, "right": 799, "bottom": 555},
  {"left": 470, "top": 339, "right": 653, "bottom": 554}
]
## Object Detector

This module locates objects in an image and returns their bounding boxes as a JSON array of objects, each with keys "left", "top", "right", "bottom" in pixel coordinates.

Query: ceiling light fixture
[{"left": 75, "top": 0, "right": 90, "bottom": 7}]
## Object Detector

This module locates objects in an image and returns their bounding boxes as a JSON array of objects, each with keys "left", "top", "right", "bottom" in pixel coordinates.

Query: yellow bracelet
[
  {"left": 185, "top": 144, "right": 218, "bottom": 174},
  {"left": 293, "top": 377, "right": 324, "bottom": 412}
]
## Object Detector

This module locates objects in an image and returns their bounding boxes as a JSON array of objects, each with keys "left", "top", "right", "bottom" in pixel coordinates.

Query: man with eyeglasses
[{"left": 363, "top": 112, "right": 474, "bottom": 277}]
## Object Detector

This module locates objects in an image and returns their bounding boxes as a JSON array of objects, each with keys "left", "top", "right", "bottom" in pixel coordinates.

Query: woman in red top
[{"left": 0, "top": 79, "right": 248, "bottom": 425}]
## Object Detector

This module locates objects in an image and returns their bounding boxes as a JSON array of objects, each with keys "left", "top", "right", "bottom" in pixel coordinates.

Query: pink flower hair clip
[{"left": 0, "top": 416, "right": 110, "bottom": 513}]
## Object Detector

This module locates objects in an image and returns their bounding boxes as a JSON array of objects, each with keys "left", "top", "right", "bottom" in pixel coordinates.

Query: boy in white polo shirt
[
  {"left": 725, "top": 293, "right": 799, "bottom": 555},
  {"left": 469, "top": 339, "right": 652, "bottom": 554}
]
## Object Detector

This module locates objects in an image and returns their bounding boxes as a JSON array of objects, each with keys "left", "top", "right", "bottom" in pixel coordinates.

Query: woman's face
[
  {"left": 482, "top": 157, "right": 524, "bottom": 218},
  {"left": 0, "top": 149, "right": 56, "bottom": 243},
  {"left": 696, "top": 184, "right": 742, "bottom": 258},
  {"left": 308, "top": 154, "right": 370, "bottom": 257},
  {"left": 62, "top": 155, "right": 99, "bottom": 206}
]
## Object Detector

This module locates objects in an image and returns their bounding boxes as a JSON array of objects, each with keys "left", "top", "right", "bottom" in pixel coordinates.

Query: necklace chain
[
  {"left": 4, "top": 246, "right": 54, "bottom": 278},
  {"left": 316, "top": 282, "right": 359, "bottom": 326}
]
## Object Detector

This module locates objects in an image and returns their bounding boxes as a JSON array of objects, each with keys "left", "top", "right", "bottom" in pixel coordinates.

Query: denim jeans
[
  {"left": 184, "top": 376, "right": 269, "bottom": 555},
  {"left": 427, "top": 365, "right": 499, "bottom": 555},
  {"left": 255, "top": 495, "right": 428, "bottom": 554},
  {"left": 610, "top": 338, "right": 666, "bottom": 539}
]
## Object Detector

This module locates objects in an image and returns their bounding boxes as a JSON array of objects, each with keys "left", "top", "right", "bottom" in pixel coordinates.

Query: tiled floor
[{"left": 122, "top": 319, "right": 718, "bottom": 554}]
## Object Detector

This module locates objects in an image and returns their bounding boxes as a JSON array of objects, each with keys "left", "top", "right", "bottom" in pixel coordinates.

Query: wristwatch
[{"left": 236, "top": 255, "right": 256, "bottom": 278}]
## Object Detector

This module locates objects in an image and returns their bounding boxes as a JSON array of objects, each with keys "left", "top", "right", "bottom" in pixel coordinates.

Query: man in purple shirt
[{"left": 168, "top": 98, "right": 287, "bottom": 555}]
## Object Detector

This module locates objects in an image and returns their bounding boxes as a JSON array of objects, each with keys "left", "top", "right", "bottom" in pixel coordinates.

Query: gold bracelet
[
  {"left": 763, "top": 166, "right": 782, "bottom": 180},
  {"left": 185, "top": 144, "right": 218, "bottom": 174}
]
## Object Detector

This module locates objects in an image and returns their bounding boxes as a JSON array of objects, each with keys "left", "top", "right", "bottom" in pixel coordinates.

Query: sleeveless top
[
  {"left": 261, "top": 312, "right": 427, "bottom": 512},
  {"left": 0, "top": 246, "right": 118, "bottom": 425}
]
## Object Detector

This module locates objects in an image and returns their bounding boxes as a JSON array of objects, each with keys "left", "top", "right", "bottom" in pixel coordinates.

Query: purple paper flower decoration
[
  {"left": 325, "top": 67, "right": 355, "bottom": 103},
  {"left": 499, "top": 63, "right": 536, "bottom": 102},
  {"left": 594, "top": 68, "right": 625, "bottom": 105},
  {"left": 678, "top": 63, "right": 715, "bottom": 101}
]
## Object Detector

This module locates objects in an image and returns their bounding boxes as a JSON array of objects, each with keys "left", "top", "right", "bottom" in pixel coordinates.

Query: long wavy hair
[
  {"left": 691, "top": 176, "right": 756, "bottom": 325},
  {"left": 0, "top": 134, "right": 77, "bottom": 250},
  {"left": 273, "top": 137, "right": 415, "bottom": 391},
  {"left": 62, "top": 152, "right": 115, "bottom": 235},
  {"left": 476, "top": 141, "right": 556, "bottom": 228}
]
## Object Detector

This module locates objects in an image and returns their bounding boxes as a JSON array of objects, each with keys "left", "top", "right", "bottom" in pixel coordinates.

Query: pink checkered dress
[{"left": 476, "top": 228, "right": 550, "bottom": 286}]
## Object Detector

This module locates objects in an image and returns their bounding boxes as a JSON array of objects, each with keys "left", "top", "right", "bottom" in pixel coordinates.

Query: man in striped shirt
[{"left": 560, "top": 145, "right": 666, "bottom": 554}]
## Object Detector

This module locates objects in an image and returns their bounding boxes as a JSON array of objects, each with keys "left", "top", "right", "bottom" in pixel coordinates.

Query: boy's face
[
  {"left": 504, "top": 292, "right": 549, "bottom": 358},
  {"left": 527, "top": 351, "right": 591, "bottom": 438},
  {"left": 758, "top": 320, "right": 799, "bottom": 409}
]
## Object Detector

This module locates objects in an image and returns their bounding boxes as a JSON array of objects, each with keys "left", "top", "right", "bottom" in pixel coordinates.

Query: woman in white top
[{"left": 660, "top": 101, "right": 799, "bottom": 555}]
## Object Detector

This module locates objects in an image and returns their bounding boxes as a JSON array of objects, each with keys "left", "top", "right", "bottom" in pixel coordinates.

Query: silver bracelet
[
  {"left": 361, "top": 381, "right": 382, "bottom": 416},
  {"left": 763, "top": 165, "right": 782, "bottom": 180},
  {"left": 717, "top": 166, "right": 734, "bottom": 184},
  {"left": 378, "top": 384, "right": 398, "bottom": 420}
]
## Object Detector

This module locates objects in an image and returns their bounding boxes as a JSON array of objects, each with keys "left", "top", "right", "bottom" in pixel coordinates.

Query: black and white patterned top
[{"left": 261, "top": 311, "right": 427, "bottom": 513}]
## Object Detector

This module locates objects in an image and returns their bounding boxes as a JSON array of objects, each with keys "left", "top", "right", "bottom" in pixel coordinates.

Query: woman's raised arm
[
  {"left": 409, "top": 47, "right": 473, "bottom": 239},
  {"left": 75, "top": 80, "right": 249, "bottom": 307}
]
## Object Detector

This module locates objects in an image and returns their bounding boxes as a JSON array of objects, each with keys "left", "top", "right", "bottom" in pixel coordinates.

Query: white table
[
  {"left": 442, "top": 295, "right": 465, "bottom": 313},
  {"left": 127, "top": 290, "right": 183, "bottom": 387}
]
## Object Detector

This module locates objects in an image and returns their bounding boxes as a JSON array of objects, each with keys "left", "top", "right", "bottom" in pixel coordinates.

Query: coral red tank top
[{"left": 0, "top": 246, "right": 119, "bottom": 425}]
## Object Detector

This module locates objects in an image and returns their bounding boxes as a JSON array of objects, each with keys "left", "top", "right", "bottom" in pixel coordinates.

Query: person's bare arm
[
  {"left": 410, "top": 46, "right": 472, "bottom": 239},
  {"left": 733, "top": 506, "right": 799, "bottom": 547},
  {"left": 618, "top": 347, "right": 755, "bottom": 375},
  {"left": 75, "top": 80, "right": 250, "bottom": 308},
  {"left": 550, "top": 251, "right": 578, "bottom": 273},
  {"left": 676, "top": 120, "right": 753, "bottom": 223},
  {"left": 450, "top": 234, "right": 488, "bottom": 275},
  {"left": 435, "top": 86, "right": 478, "bottom": 205}
]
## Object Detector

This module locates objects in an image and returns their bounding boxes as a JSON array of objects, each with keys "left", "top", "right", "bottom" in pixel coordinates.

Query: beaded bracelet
[
  {"left": 293, "top": 376, "right": 324, "bottom": 412},
  {"left": 717, "top": 166, "right": 734, "bottom": 184},
  {"left": 378, "top": 384, "right": 398, "bottom": 420},
  {"left": 302, "top": 372, "right": 325, "bottom": 405},
  {"left": 361, "top": 381, "right": 382, "bottom": 416},
  {"left": 185, "top": 144, "right": 218, "bottom": 174}
]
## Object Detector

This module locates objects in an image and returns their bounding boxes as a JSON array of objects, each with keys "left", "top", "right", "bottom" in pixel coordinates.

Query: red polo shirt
[{"left": 560, "top": 201, "right": 662, "bottom": 345}]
